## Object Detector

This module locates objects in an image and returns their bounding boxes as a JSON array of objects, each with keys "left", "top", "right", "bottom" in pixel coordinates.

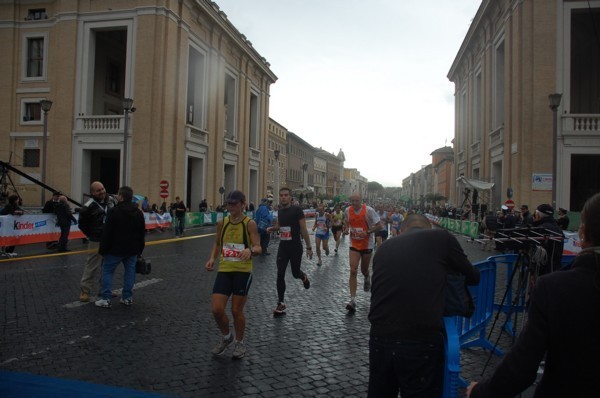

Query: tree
[{"left": 366, "top": 181, "right": 383, "bottom": 202}]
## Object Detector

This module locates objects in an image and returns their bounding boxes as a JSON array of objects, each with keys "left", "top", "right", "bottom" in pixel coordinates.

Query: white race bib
[
  {"left": 280, "top": 226, "right": 292, "bottom": 240},
  {"left": 222, "top": 242, "right": 245, "bottom": 261},
  {"left": 350, "top": 227, "right": 366, "bottom": 240}
]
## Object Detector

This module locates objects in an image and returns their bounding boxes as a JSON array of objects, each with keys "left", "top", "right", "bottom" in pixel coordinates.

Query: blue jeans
[
  {"left": 101, "top": 254, "right": 137, "bottom": 300},
  {"left": 175, "top": 216, "right": 185, "bottom": 235},
  {"left": 368, "top": 334, "right": 444, "bottom": 398}
]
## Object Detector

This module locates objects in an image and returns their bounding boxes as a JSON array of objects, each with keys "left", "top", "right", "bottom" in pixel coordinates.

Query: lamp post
[
  {"left": 274, "top": 149, "right": 280, "bottom": 206},
  {"left": 121, "top": 98, "right": 134, "bottom": 185},
  {"left": 548, "top": 93, "right": 562, "bottom": 210},
  {"left": 40, "top": 99, "right": 52, "bottom": 205}
]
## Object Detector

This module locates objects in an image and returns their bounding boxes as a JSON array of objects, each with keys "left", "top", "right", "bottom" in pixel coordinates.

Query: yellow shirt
[{"left": 218, "top": 216, "right": 252, "bottom": 273}]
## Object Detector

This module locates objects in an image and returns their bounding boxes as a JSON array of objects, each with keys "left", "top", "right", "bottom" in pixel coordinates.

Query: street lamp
[
  {"left": 122, "top": 97, "right": 134, "bottom": 185},
  {"left": 274, "top": 149, "right": 280, "bottom": 205},
  {"left": 40, "top": 99, "right": 52, "bottom": 205},
  {"left": 548, "top": 93, "right": 562, "bottom": 210}
]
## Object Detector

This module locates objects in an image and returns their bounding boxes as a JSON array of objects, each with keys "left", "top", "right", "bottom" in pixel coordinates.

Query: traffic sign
[
  {"left": 159, "top": 180, "right": 169, "bottom": 189},
  {"left": 160, "top": 190, "right": 169, "bottom": 199},
  {"left": 504, "top": 199, "right": 515, "bottom": 209}
]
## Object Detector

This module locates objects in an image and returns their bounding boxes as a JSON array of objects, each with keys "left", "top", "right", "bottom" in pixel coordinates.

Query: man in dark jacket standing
[
  {"left": 531, "top": 204, "right": 564, "bottom": 276},
  {"left": 77, "top": 181, "right": 118, "bottom": 302},
  {"left": 95, "top": 186, "right": 145, "bottom": 308},
  {"left": 42, "top": 191, "right": 61, "bottom": 249},
  {"left": 55, "top": 195, "right": 77, "bottom": 252},
  {"left": 368, "top": 214, "right": 480, "bottom": 398}
]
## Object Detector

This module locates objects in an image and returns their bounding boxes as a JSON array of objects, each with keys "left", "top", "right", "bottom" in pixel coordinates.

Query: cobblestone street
[{"left": 1, "top": 223, "right": 520, "bottom": 397}]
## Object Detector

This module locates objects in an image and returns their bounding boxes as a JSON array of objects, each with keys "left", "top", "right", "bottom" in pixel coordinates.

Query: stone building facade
[{"left": 1, "top": 0, "right": 276, "bottom": 209}]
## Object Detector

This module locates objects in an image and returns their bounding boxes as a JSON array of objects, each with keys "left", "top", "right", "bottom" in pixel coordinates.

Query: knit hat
[{"left": 536, "top": 204, "right": 554, "bottom": 216}]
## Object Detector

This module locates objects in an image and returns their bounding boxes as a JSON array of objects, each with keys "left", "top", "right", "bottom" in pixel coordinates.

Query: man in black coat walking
[{"left": 95, "top": 186, "right": 146, "bottom": 308}]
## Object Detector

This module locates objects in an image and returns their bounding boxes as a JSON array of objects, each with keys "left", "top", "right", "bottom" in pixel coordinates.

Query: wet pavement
[{"left": 0, "top": 222, "right": 520, "bottom": 397}]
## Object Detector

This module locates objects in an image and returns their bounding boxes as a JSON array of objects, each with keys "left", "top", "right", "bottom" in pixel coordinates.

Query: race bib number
[
  {"left": 280, "top": 226, "right": 292, "bottom": 240},
  {"left": 350, "top": 227, "right": 366, "bottom": 240},
  {"left": 222, "top": 242, "right": 245, "bottom": 261}
]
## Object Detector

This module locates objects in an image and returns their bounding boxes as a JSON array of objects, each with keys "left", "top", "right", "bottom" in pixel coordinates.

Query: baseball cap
[
  {"left": 536, "top": 204, "right": 554, "bottom": 216},
  {"left": 225, "top": 190, "right": 246, "bottom": 204}
]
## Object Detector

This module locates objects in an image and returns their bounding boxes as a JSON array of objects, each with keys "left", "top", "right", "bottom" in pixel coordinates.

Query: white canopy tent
[{"left": 457, "top": 176, "right": 495, "bottom": 217}]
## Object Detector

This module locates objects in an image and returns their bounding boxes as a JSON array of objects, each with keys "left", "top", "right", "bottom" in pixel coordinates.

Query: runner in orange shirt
[{"left": 343, "top": 192, "right": 381, "bottom": 313}]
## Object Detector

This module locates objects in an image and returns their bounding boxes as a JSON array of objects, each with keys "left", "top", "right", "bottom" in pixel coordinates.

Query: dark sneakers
[
  {"left": 301, "top": 274, "right": 310, "bottom": 289},
  {"left": 273, "top": 302, "right": 287, "bottom": 316},
  {"left": 346, "top": 300, "right": 356, "bottom": 312}
]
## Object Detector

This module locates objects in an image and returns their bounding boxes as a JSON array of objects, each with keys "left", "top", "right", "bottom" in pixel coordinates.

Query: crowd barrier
[
  {"left": 1, "top": 210, "right": 279, "bottom": 247},
  {"left": 443, "top": 253, "right": 577, "bottom": 396},
  {"left": 443, "top": 259, "right": 498, "bottom": 396},
  {"left": 489, "top": 253, "right": 576, "bottom": 336},
  {"left": 427, "top": 214, "right": 582, "bottom": 254},
  {"left": 0, "top": 213, "right": 172, "bottom": 247}
]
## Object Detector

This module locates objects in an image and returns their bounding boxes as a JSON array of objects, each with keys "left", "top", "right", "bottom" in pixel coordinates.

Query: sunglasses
[{"left": 226, "top": 201, "right": 240, "bottom": 206}]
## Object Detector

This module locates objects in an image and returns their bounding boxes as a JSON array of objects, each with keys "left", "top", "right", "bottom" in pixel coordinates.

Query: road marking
[
  {"left": 0, "top": 233, "right": 216, "bottom": 263},
  {"left": 63, "top": 278, "right": 163, "bottom": 308}
]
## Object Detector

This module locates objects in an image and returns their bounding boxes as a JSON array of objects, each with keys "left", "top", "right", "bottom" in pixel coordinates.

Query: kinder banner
[
  {"left": 0, "top": 214, "right": 84, "bottom": 246},
  {"left": 0, "top": 212, "right": 172, "bottom": 247},
  {"left": 563, "top": 231, "right": 582, "bottom": 254}
]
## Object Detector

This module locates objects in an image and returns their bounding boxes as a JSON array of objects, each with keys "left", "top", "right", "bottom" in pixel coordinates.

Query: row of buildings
[
  {"left": 5, "top": 0, "right": 597, "bottom": 214},
  {"left": 400, "top": 0, "right": 600, "bottom": 216},
  {"left": 0, "top": 0, "right": 369, "bottom": 211}
]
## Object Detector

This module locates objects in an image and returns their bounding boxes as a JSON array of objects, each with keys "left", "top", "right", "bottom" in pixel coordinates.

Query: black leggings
[{"left": 276, "top": 242, "right": 305, "bottom": 303}]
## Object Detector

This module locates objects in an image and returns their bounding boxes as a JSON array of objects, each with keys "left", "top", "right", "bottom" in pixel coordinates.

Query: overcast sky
[{"left": 215, "top": 0, "right": 481, "bottom": 187}]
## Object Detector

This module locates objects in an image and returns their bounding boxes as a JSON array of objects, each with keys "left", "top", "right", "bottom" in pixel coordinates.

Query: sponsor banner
[
  {"left": 563, "top": 231, "right": 581, "bottom": 254},
  {"left": 0, "top": 213, "right": 172, "bottom": 247},
  {"left": 145, "top": 212, "right": 172, "bottom": 229}
]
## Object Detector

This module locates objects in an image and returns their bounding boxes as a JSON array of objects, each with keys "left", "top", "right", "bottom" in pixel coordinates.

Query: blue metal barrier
[
  {"left": 443, "top": 254, "right": 578, "bottom": 396},
  {"left": 490, "top": 253, "right": 576, "bottom": 336},
  {"left": 443, "top": 259, "right": 498, "bottom": 395}
]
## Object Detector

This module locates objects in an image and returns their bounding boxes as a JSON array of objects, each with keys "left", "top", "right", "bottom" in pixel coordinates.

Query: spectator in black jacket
[
  {"left": 467, "top": 193, "right": 600, "bottom": 398},
  {"left": 95, "top": 186, "right": 145, "bottom": 308},
  {"left": 368, "top": 214, "right": 480, "bottom": 397},
  {"left": 55, "top": 195, "right": 77, "bottom": 253},
  {"left": 557, "top": 207, "right": 570, "bottom": 230},
  {"left": 0, "top": 194, "right": 24, "bottom": 257},
  {"left": 519, "top": 204, "right": 534, "bottom": 227},
  {"left": 42, "top": 191, "right": 61, "bottom": 249},
  {"left": 482, "top": 211, "right": 501, "bottom": 251},
  {"left": 77, "top": 181, "right": 117, "bottom": 302},
  {"left": 531, "top": 204, "right": 564, "bottom": 276}
]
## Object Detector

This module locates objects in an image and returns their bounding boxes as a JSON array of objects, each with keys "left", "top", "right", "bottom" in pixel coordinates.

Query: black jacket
[
  {"left": 369, "top": 228, "right": 480, "bottom": 341},
  {"left": 470, "top": 252, "right": 600, "bottom": 398},
  {"left": 99, "top": 201, "right": 145, "bottom": 257},
  {"left": 78, "top": 196, "right": 117, "bottom": 241},
  {"left": 532, "top": 217, "right": 564, "bottom": 275},
  {"left": 55, "top": 202, "right": 76, "bottom": 228},
  {"left": 42, "top": 199, "right": 58, "bottom": 214}
]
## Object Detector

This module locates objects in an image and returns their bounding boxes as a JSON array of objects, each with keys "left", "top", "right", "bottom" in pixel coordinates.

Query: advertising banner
[{"left": 0, "top": 212, "right": 172, "bottom": 247}]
